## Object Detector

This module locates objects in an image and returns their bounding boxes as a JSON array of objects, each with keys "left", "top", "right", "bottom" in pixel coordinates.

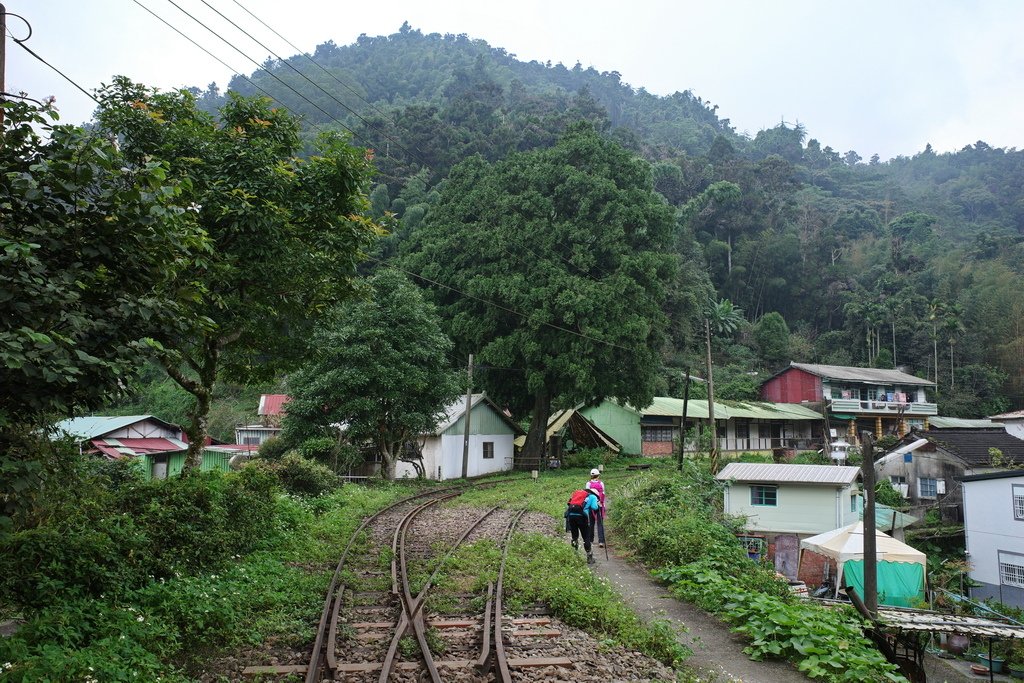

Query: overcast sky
[{"left": 5, "top": 0, "right": 1023, "bottom": 161}]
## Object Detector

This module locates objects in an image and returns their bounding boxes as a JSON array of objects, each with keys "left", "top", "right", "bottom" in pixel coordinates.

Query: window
[
  {"left": 851, "top": 493, "right": 861, "bottom": 513},
  {"left": 482, "top": 442, "right": 494, "bottom": 459},
  {"left": 750, "top": 485, "right": 777, "bottom": 506},
  {"left": 1000, "top": 553, "right": 1024, "bottom": 588},
  {"left": 1013, "top": 485, "right": 1024, "bottom": 520},
  {"left": 918, "top": 477, "right": 938, "bottom": 498},
  {"left": 243, "top": 436, "right": 260, "bottom": 445},
  {"left": 735, "top": 419, "right": 750, "bottom": 441},
  {"left": 642, "top": 426, "right": 674, "bottom": 442},
  {"left": 151, "top": 456, "right": 168, "bottom": 480},
  {"left": 890, "top": 475, "right": 907, "bottom": 486}
]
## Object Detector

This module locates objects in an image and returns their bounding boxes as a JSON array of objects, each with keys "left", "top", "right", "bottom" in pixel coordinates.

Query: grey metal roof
[
  {"left": 639, "top": 397, "right": 822, "bottom": 421},
  {"left": 790, "top": 363, "right": 934, "bottom": 386},
  {"left": 929, "top": 416, "right": 999, "bottom": 429},
  {"left": 432, "top": 393, "right": 525, "bottom": 436},
  {"left": 715, "top": 462, "right": 860, "bottom": 485},
  {"left": 991, "top": 409, "right": 1024, "bottom": 421},
  {"left": 876, "top": 608, "right": 1024, "bottom": 639}
]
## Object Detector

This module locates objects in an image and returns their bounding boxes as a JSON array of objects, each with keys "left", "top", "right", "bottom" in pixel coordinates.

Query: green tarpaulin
[{"left": 843, "top": 560, "right": 925, "bottom": 608}]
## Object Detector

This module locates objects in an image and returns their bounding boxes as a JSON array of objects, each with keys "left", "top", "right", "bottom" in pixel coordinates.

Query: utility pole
[
  {"left": 1, "top": 3, "right": 6, "bottom": 129},
  {"left": 860, "top": 431, "right": 878, "bottom": 616},
  {"left": 678, "top": 368, "right": 691, "bottom": 470},
  {"left": 461, "top": 354, "right": 474, "bottom": 479}
]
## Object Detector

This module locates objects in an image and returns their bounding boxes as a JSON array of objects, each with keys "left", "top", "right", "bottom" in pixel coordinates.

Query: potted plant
[{"left": 1007, "top": 642, "right": 1024, "bottom": 679}]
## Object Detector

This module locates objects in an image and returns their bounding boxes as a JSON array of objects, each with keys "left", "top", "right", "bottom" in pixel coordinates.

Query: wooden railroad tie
[{"left": 242, "top": 656, "right": 573, "bottom": 677}]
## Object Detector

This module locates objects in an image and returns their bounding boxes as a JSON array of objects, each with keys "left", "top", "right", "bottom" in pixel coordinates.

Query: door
[
  {"left": 774, "top": 533, "right": 799, "bottom": 580},
  {"left": 770, "top": 424, "right": 784, "bottom": 448}
]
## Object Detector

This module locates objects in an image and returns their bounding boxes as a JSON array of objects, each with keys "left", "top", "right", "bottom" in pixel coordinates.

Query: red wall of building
[
  {"left": 761, "top": 368, "right": 821, "bottom": 403},
  {"left": 642, "top": 441, "right": 674, "bottom": 456}
]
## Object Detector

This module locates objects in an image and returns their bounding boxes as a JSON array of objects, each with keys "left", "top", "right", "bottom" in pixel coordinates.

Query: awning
[{"left": 830, "top": 414, "right": 857, "bottom": 421}]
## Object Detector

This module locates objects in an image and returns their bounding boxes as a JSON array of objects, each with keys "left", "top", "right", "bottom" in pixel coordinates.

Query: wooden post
[
  {"left": 861, "top": 431, "right": 877, "bottom": 616},
  {"left": 461, "top": 354, "right": 473, "bottom": 479},
  {"left": 0, "top": 4, "right": 6, "bottom": 129},
  {"left": 874, "top": 416, "right": 882, "bottom": 439}
]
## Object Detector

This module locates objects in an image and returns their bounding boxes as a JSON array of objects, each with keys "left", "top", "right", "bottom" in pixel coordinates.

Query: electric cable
[
  {"left": 161, "top": 0, "right": 361, "bottom": 142},
  {"left": 129, "top": 0, "right": 326, "bottom": 133},
  {"left": 5, "top": 11, "right": 99, "bottom": 105}
]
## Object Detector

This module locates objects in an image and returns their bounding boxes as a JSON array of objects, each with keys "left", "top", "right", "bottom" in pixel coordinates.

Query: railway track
[{"left": 242, "top": 482, "right": 575, "bottom": 681}]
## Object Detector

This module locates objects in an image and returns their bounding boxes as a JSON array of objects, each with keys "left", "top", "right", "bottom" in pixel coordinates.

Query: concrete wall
[
  {"left": 875, "top": 447, "right": 964, "bottom": 522},
  {"left": 964, "top": 475, "right": 1024, "bottom": 607}
]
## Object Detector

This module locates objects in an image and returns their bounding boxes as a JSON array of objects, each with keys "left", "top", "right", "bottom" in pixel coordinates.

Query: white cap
[{"left": 590, "top": 468, "right": 601, "bottom": 476}]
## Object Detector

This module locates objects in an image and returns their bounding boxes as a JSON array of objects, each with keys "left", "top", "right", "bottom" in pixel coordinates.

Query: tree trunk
[
  {"left": 949, "top": 342, "right": 955, "bottom": 390},
  {"left": 380, "top": 439, "right": 397, "bottom": 481},
  {"left": 521, "top": 388, "right": 551, "bottom": 467},
  {"left": 706, "top": 320, "right": 719, "bottom": 473},
  {"left": 164, "top": 340, "right": 219, "bottom": 474},
  {"left": 891, "top": 320, "right": 897, "bottom": 367},
  {"left": 932, "top": 327, "right": 939, "bottom": 393}
]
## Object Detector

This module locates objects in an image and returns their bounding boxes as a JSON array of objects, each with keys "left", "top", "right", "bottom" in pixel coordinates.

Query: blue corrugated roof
[{"left": 52, "top": 415, "right": 163, "bottom": 440}]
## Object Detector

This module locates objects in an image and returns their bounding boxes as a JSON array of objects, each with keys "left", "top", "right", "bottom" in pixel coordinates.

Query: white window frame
[
  {"left": 1013, "top": 485, "right": 1024, "bottom": 521},
  {"left": 918, "top": 477, "right": 938, "bottom": 499},
  {"left": 1000, "top": 552, "right": 1024, "bottom": 588}
]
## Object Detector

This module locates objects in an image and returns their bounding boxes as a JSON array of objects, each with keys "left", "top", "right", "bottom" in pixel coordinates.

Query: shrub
[
  {"left": 298, "top": 436, "right": 339, "bottom": 465},
  {"left": 257, "top": 436, "right": 291, "bottom": 461},
  {"left": 560, "top": 447, "right": 613, "bottom": 470},
  {"left": 272, "top": 452, "right": 341, "bottom": 496}
]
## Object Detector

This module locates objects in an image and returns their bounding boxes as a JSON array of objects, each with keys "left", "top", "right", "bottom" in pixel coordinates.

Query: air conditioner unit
[
  {"left": 936, "top": 480, "right": 946, "bottom": 495},
  {"left": 898, "top": 483, "right": 909, "bottom": 497}
]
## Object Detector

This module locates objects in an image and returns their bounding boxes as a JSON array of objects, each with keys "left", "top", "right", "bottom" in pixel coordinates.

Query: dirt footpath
[
  {"left": 590, "top": 536, "right": 810, "bottom": 682},
  {"left": 590, "top": 533, "right": 976, "bottom": 683}
]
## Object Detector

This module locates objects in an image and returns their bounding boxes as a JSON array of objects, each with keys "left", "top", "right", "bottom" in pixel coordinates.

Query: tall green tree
[
  {"left": 95, "top": 78, "right": 377, "bottom": 471},
  {"left": 704, "top": 299, "right": 744, "bottom": 473},
  {"left": 404, "top": 124, "right": 679, "bottom": 461},
  {"left": 1, "top": 100, "right": 202, "bottom": 528},
  {"left": 282, "top": 271, "right": 462, "bottom": 480},
  {"left": 753, "top": 311, "right": 790, "bottom": 370}
]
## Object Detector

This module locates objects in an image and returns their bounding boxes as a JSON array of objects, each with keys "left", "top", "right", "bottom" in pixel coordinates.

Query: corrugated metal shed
[
  {"left": 258, "top": 394, "right": 290, "bottom": 416},
  {"left": 790, "top": 363, "right": 934, "bottom": 386},
  {"left": 929, "top": 416, "right": 998, "bottom": 429},
  {"left": 716, "top": 462, "right": 860, "bottom": 485},
  {"left": 91, "top": 437, "right": 187, "bottom": 459},
  {"left": 434, "top": 394, "right": 525, "bottom": 436}
]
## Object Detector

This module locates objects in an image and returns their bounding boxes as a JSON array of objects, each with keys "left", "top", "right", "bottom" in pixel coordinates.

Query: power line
[
  {"left": 161, "top": 0, "right": 359, "bottom": 141},
  {"left": 5, "top": 10, "right": 98, "bottom": 105},
  {"left": 129, "top": 0, "right": 325, "bottom": 133},
  {"left": 365, "top": 255, "right": 642, "bottom": 354},
  {"left": 201, "top": 0, "right": 431, "bottom": 172},
  {"left": 228, "top": 0, "right": 394, "bottom": 127}
]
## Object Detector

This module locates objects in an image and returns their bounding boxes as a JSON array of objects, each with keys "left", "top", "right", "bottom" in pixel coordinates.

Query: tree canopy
[
  {"left": 282, "top": 270, "right": 462, "bottom": 479},
  {"left": 94, "top": 78, "right": 378, "bottom": 469},
  {"left": 404, "top": 124, "right": 681, "bottom": 459}
]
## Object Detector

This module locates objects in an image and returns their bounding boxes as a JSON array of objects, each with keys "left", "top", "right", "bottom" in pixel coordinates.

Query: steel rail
[
  {"left": 379, "top": 502, "right": 502, "bottom": 682},
  {"left": 493, "top": 508, "right": 527, "bottom": 683},
  {"left": 304, "top": 486, "right": 463, "bottom": 683}
]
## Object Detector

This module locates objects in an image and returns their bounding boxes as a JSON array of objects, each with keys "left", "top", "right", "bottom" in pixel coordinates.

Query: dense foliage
[
  {"left": 403, "top": 125, "right": 681, "bottom": 459},
  {"left": 205, "top": 26, "right": 1024, "bottom": 412},
  {"left": 282, "top": 269, "right": 462, "bottom": 479},
  {"left": 0, "top": 449, "right": 410, "bottom": 681},
  {"left": 94, "top": 78, "right": 379, "bottom": 469}
]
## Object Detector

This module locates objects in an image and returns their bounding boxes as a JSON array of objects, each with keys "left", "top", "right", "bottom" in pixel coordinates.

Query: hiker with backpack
[
  {"left": 565, "top": 484, "right": 601, "bottom": 564},
  {"left": 586, "top": 468, "right": 608, "bottom": 547}
]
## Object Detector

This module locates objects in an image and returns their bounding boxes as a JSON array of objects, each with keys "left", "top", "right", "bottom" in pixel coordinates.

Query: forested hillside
[{"left": 191, "top": 23, "right": 1024, "bottom": 415}]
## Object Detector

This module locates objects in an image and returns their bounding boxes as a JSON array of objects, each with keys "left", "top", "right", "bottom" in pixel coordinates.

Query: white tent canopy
[{"left": 800, "top": 521, "right": 926, "bottom": 567}]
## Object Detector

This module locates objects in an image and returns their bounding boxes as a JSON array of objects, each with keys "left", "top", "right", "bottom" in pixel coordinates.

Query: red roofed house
[
  {"left": 760, "top": 363, "right": 936, "bottom": 442},
  {"left": 235, "top": 394, "right": 290, "bottom": 446},
  {"left": 52, "top": 415, "right": 248, "bottom": 479}
]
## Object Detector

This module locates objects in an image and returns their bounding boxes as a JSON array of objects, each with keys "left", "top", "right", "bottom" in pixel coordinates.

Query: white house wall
[
  {"left": 964, "top": 475, "right": 1024, "bottom": 607},
  {"left": 396, "top": 434, "right": 513, "bottom": 481},
  {"left": 105, "top": 419, "right": 180, "bottom": 439},
  {"left": 724, "top": 482, "right": 854, "bottom": 536}
]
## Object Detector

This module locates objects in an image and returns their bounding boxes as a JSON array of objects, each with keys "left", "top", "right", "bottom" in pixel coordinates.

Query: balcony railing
[
  {"left": 681, "top": 436, "right": 821, "bottom": 453},
  {"left": 828, "top": 398, "right": 937, "bottom": 416}
]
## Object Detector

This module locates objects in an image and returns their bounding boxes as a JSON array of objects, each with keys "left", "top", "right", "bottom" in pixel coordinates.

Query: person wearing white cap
[{"left": 588, "top": 468, "right": 606, "bottom": 547}]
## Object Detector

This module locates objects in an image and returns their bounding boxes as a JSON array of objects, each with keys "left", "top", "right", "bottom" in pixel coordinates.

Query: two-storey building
[
  {"left": 760, "top": 363, "right": 936, "bottom": 441},
  {"left": 962, "top": 470, "right": 1024, "bottom": 607}
]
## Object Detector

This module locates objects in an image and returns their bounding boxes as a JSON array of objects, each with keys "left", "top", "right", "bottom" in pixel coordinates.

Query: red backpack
[{"left": 567, "top": 489, "right": 589, "bottom": 514}]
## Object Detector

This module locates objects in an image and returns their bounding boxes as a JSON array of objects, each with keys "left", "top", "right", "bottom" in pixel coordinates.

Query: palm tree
[
  {"left": 704, "top": 298, "right": 744, "bottom": 473},
  {"left": 943, "top": 304, "right": 965, "bottom": 390},
  {"left": 927, "top": 299, "right": 945, "bottom": 390}
]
